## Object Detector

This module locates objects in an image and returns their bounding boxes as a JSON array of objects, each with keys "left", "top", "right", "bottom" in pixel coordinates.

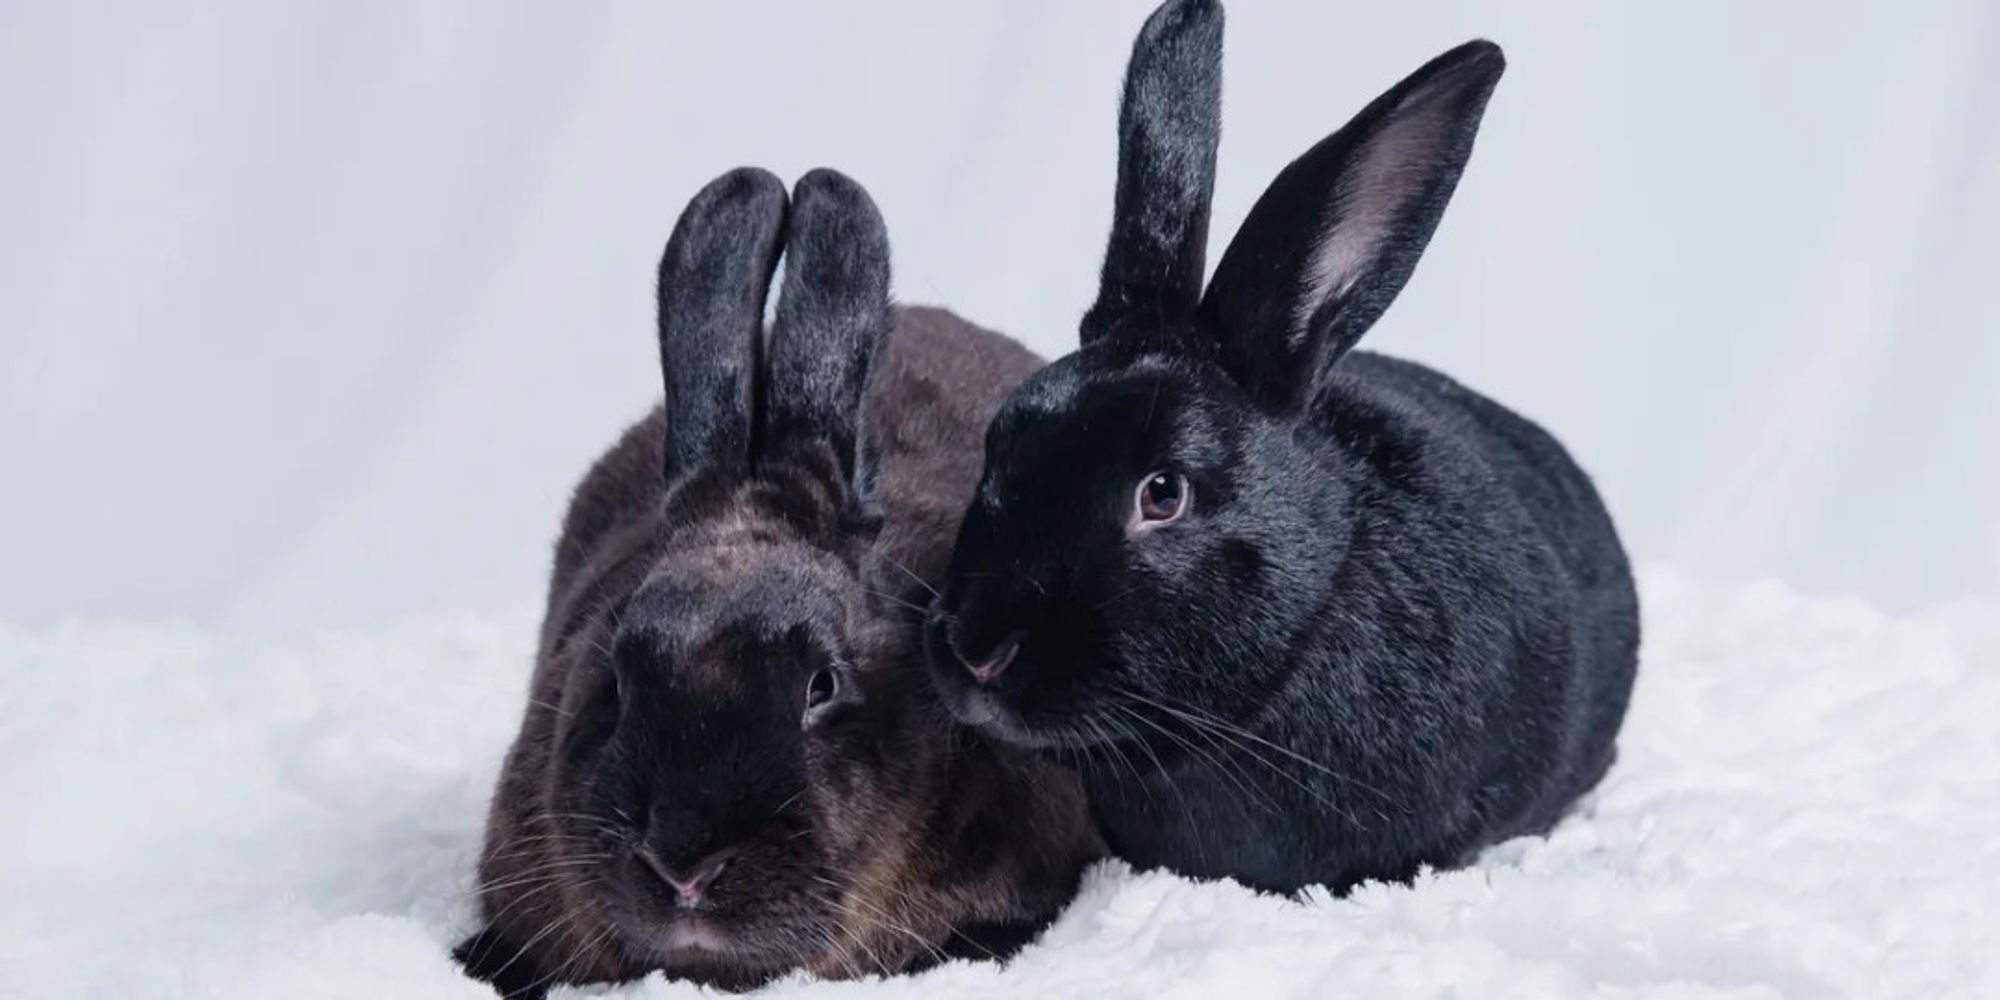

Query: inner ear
[
  {"left": 1200, "top": 40, "right": 1504, "bottom": 411},
  {"left": 1296, "top": 56, "right": 1496, "bottom": 337}
]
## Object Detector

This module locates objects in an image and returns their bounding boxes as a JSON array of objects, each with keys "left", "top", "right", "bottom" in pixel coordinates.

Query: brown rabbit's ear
[
  {"left": 655, "top": 167, "right": 788, "bottom": 491},
  {"left": 1079, "top": 0, "right": 1224, "bottom": 354},
  {"left": 1201, "top": 41, "right": 1504, "bottom": 412},
  {"left": 764, "top": 168, "right": 892, "bottom": 507}
]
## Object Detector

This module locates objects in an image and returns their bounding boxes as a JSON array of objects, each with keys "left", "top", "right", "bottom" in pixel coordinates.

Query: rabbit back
[
  {"left": 1326, "top": 350, "right": 1638, "bottom": 835},
  {"left": 1337, "top": 350, "right": 1637, "bottom": 797}
]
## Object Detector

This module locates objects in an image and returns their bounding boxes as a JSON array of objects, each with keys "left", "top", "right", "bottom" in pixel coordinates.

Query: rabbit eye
[
  {"left": 1135, "top": 470, "right": 1188, "bottom": 526},
  {"left": 804, "top": 668, "right": 840, "bottom": 714}
]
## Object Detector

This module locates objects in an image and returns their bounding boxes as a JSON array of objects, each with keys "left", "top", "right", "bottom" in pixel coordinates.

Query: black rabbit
[
  {"left": 925, "top": 0, "right": 1639, "bottom": 895},
  {"left": 459, "top": 168, "right": 1098, "bottom": 998}
]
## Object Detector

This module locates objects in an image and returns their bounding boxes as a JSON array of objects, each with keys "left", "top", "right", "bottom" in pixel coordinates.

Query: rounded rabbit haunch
[
  {"left": 458, "top": 167, "right": 1099, "bottom": 998},
  {"left": 926, "top": 0, "right": 1640, "bottom": 895}
]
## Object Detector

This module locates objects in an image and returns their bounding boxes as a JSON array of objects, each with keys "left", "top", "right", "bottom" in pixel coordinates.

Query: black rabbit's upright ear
[
  {"left": 1201, "top": 40, "right": 1504, "bottom": 411},
  {"left": 656, "top": 167, "right": 789, "bottom": 490},
  {"left": 1080, "top": 0, "right": 1224, "bottom": 353},
  {"left": 764, "top": 168, "right": 892, "bottom": 505}
]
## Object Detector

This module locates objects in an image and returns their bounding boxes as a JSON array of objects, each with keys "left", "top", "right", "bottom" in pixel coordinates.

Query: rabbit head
[{"left": 926, "top": 0, "right": 1506, "bottom": 749}]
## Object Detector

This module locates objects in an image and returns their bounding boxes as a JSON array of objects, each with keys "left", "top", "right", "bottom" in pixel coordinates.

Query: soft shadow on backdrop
[{"left": 3, "top": 0, "right": 1996, "bottom": 632}]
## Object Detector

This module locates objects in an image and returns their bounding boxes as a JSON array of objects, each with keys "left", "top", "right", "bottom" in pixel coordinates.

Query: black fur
[
  {"left": 926, "top": 0, "right": 1639, "bottom": 895},
  {"left": 1079, "top": 0, "right": 1221, "bottom": 354}
]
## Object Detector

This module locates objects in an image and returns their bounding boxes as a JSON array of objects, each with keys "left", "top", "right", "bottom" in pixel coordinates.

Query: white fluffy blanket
[{"left": 3, "top": 572, "right": 1995, "bottom": 998}]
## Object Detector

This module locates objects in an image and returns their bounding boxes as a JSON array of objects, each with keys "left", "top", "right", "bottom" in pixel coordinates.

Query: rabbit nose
[
  {"left": 963, "top": 632, "right": 1022, "bottom": 684},
  {"left": 639, "top": 845, "right": 736, "bottom": 908}
]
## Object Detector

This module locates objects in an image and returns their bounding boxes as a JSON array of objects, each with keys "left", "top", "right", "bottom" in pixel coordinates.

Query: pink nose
[
  {"left": 640, "top": 847, "right": 735, "bottom": 906},
  {"left": 964, "top": 634, "right": 1022, "bottom": 684}
]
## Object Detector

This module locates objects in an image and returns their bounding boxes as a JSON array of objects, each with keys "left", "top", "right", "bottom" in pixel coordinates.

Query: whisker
[
  {"left": 863, "top": 587, "right": 931, "bottom": 616},
  {"left": 471, "top": 873, "right": 583, "bottom": 932},
  {"left": 809, "top": 877, "right": 943, "bottom": 974},
  {"left": 879, "top": 554, "right": 939, "bottom": 599},
  {"left": 1118, "top": 688, "right": 1381, "bottom": 827},
  {"left": 471, "top": 858, "right": 605, "bottom": 898},
  {"left": 480, "top": 899, "right": 584, "bottom": 988},
  {"left": 1114, "top": 698, "right": 1283, "bottom": 819}
]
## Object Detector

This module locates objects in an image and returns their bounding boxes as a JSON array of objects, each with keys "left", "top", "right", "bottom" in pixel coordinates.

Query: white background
[{"left": 4, "top": 0, "right": 1995, "bottom": 634}]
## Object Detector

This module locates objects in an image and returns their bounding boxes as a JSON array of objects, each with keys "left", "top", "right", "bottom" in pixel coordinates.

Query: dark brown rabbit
[{"left": 455, "top": 167, "right": 1101, "bottom": 998}]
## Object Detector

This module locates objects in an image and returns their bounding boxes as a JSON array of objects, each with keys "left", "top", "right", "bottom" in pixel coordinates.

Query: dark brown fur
[{"left": 461, "top": 305, "right": 1103, "bottom": 997}]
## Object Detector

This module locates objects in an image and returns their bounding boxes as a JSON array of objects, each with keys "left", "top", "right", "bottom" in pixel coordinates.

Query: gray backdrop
[{"left": 4, "top": 0, "right": 1995, "bottom": 633}]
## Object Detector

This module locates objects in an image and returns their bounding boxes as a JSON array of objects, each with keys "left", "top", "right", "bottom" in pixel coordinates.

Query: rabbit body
[
  {"left": 462, "top": 167, "right": 1095, "bottom": 999},
  {"left": 1079, "top": 349, "right": 1637, "bottom": 891},
  {"left": 925, "top": 0, "right": 1639, "bottom": 895}
]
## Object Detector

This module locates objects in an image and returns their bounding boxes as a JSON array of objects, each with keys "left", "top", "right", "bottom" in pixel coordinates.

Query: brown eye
[{"left": 1135, "top": 471, "right": 1188, "bottom": 524}]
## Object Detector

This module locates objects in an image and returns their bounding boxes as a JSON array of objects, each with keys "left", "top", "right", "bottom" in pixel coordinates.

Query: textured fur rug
[{"left": 3, "top": 570, "right": 1994, "bottom": 998}]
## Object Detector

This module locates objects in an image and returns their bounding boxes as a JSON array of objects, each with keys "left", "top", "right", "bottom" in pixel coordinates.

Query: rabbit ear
[
  {"left": 1080, "top": 0, "right": 1224, "bottom": 352},
  {"left": 1201, "top": 40, "right": 1504, "bottom": 411},
  {"left": 656, "top": 167, "right": 789, "bottom": 490},
  {"left": 764, "top": 168, "right": 891, "bottom": 504}
]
